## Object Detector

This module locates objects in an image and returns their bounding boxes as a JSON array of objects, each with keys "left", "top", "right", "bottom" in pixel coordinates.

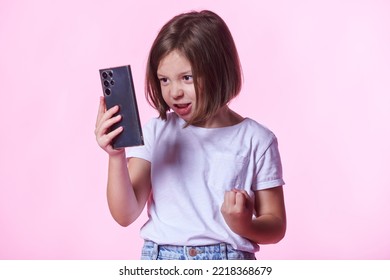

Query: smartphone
[{"left": 99, "top": 65, "right": 144, "bottom": 149}]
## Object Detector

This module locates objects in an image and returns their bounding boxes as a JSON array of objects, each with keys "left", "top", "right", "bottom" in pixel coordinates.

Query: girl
[{"left": 95, "top": 10, "right": 286, "bottom": 260}]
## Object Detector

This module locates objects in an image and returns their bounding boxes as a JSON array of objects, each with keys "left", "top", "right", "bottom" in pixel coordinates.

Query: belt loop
[
  {"left": 220, "top": 243, "right": 228, "bottom": 260},
  {"left": 183, "top": 246, "right": 189, "bottom": 260},
  {"left": 152, "top": 241, "right": 159, "bottom": 260}
]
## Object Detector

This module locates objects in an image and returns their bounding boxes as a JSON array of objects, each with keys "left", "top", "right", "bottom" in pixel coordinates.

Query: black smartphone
[{"left": 99, "top": 65, "right": 144, "bottom": 149}]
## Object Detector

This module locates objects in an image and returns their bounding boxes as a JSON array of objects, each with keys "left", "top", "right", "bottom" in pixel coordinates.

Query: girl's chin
[{"left": 176, "top": 113, "right": 192, "bottom": 122}]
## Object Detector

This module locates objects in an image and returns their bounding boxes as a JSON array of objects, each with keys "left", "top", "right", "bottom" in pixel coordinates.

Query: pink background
[{"left": 1, "top": 0, "right": 389, "bottom": 259}]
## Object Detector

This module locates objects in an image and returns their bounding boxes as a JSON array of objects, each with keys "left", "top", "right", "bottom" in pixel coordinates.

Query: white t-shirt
[{"left": 126, "top": 112, "right": 285, "bottom": 253}]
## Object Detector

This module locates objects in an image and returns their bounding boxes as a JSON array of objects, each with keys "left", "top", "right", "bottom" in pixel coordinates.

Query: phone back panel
[{"left": 99, "top": 65, "right": 144, "bottom": 149}]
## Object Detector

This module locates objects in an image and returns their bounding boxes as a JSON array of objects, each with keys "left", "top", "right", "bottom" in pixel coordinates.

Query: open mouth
[
  {"left": 174, "top": 103, "right": 192, "bottom": 116},
  {"left": 174, "top": 103, "right": 191, "bottom": 109}
]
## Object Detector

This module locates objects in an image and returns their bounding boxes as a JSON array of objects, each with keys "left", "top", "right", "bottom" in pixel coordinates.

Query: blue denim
[{"left": 141, "top": 240, "right": 256, "bottom": 260}]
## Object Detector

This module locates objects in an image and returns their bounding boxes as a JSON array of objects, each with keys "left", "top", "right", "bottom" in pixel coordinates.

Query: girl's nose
[{"left": 171, "top": 83, "right": 184, "bottom": 99}]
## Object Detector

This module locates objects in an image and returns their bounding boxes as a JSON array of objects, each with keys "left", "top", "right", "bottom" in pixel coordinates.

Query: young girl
[{"left": 95, "top": 10, "right": 286, "bottom": 260}]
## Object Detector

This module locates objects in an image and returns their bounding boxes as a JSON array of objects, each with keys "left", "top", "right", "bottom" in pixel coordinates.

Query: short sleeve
[
  {"left": 125, "top": 118, "right": 155, "bottom": 162},
  {"left": 252, "top": 135, "right": 285, "bottom": 191}
]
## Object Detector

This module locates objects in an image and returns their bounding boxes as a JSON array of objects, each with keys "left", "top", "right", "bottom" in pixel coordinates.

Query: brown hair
[{"left": 145, "top": 10, "right": 242, "bottom": 126}]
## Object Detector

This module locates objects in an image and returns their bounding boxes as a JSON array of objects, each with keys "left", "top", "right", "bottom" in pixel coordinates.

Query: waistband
[{"left": 141, "top": 240, "right": 256, "bottom": 260}]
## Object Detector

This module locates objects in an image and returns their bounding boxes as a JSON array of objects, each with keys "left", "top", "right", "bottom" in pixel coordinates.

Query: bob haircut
[{"left": 145, "top": 10, "right": 242, "bottom": 126}]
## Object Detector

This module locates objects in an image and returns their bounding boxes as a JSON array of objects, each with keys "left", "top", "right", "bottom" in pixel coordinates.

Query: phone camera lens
[
  {"left": 110, "top": 80, "right": 115, "bottom": 86},
  {"left": 102, "top": 72, "right": 108, "bottom": 79},
  {"left": 104, "top": 80, "right": 110, "bottom": 87},
  {"left": 105, "top": 88, "right": 111, "bottom": 95},
  {"left": 108, "top": 71, "right": 113, "bottom": 77}
]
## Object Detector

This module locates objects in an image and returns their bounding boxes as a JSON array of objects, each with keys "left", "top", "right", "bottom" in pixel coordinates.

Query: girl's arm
[
  {"left": 95, "top": 97, "right": 151, "bottom": 227},
  {"left": 221, "top": 186, "right": 286, "bottom": 244},
  {"left": 106, "top": 154, "right": 151, "bottom": 227}
]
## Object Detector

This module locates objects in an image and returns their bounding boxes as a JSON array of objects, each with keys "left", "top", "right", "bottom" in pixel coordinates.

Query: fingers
[
  {"left": 95, "top": 96, "right": 106, "bottom": 128},
  {"left": 224, "top": 190, "right": 237, "bottom": 205},
  {"left": 223, "top": 189, "right": 251, "bottom": 212},
  {"left": 96, "top": 114, "right": 121, "bottom": 136},
  {"left": 97, "top": 125, "right": 123, "bottom": 148},
  {"left": 95, "top": 97, "right": 124, "bottom": 153},
  {"left": 95, "top": 98, "right": 120, "bottom": 134},
  {"left": 235, "top": 191, "right": 247, "bottom": 208},
  {"left": 236, "top": 189, "right": 251, "bottom": 206},
  {"left": 95, "top": 102, "right": 120, "bottom": 130}
]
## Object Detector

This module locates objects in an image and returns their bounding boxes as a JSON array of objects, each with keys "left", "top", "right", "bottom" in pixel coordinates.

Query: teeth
[{"left": 176, "top": 104, "right": 189, "bottom": 108}]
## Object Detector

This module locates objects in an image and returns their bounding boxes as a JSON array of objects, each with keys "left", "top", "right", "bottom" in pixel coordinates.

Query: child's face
[{"left": 157, "top": 50, "right": 197, "bottom": 122}]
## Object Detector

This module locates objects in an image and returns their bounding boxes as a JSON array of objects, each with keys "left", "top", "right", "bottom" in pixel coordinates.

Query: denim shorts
[{"left": 141, "top": 240, "right": 256, "bottom": 260}]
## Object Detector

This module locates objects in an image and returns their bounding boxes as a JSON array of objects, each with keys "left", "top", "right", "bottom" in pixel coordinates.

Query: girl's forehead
[{"left": 157, "top": 50, "right": 192, "bottom": 74}]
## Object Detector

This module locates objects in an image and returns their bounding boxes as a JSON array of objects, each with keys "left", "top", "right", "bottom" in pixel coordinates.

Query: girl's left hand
[{"left": 221, "top": 189, "right": 253, "bottom": 235}]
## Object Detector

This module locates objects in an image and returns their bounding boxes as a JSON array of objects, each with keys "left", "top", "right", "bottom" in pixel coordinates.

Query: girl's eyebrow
[
  {"left": 181, "top": 71, "right": 192, "bottom": 76},
  {"left": 180, "top": 70, "right": 192, "bottom": 75},
  {"left": 157, "top": 70, "right": 192, "bottom": 77}
]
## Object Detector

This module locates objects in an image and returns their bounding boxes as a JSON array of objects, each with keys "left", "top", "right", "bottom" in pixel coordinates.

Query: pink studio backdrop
[{"left": 1, "top": 0, "right": 389, "bottom": 259}]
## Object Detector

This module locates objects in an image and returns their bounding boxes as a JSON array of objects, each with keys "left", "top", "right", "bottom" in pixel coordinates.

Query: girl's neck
[{"left": 194, "top": 105, "right": 244, "bottom": 128}]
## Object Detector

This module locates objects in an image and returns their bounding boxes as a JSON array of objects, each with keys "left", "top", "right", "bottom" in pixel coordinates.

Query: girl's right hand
[{"left": 94, "top": 96, "right": 124, "bottom": 156}]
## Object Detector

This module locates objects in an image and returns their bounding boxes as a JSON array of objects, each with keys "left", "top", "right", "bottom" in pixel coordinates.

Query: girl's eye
[
  {"left": 183, "top": 75, "right": 193, "bottom": 81},
  {"left": 159, "top": 77, "right": 169, "bottom": 85}
]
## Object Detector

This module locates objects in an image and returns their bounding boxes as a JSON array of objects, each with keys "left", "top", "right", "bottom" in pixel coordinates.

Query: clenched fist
[{"left": 221, "top": 189, "right": 254, "bottom": 235}]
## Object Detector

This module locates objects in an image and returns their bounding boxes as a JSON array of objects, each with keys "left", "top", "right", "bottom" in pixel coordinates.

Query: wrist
[{"left": 108, "top": 149, "right": 126, "bottom": 162}]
